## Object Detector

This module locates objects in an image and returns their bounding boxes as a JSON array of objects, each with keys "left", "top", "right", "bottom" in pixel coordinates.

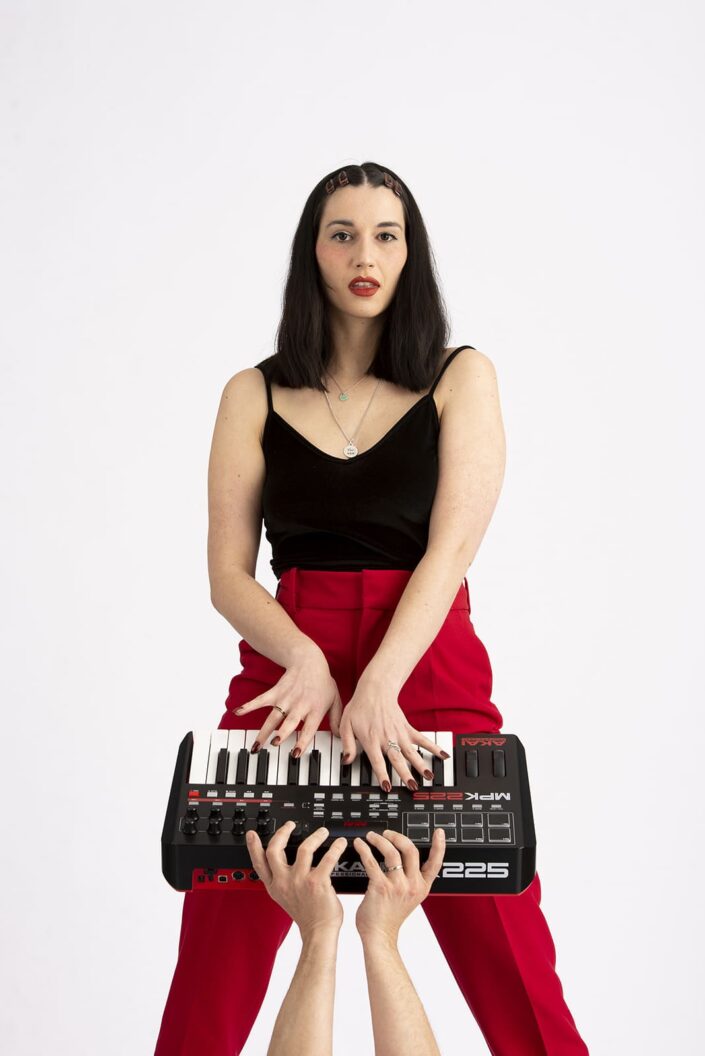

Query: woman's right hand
[
  {"left": 353, "top": 827, "right": 446, "bottom": 944},
  {"left": 232, "top": 646, "right": 346, "bottom": 753}
]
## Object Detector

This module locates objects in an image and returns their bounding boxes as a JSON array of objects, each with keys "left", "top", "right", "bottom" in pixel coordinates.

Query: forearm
[
  {"left": 267, "top": 927, "right": 340, "bottom": 1056},
  {"left": 211, "top": 569, "right": 324, "bottom": 669},
  {"left": 360, "top": 548, "right": 468, "bottom": 691},
  {"left": 361, "top": 933, "right": 441, "bottom": 1056}
]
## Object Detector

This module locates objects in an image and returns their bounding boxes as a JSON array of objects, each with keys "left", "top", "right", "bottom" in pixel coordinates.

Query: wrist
[
  {"left": 357, "top": 663, "right": 403, "bottom": 695},
  {"left": 300, "top": 923, "right": 342, "bottom": 948},
  {"left": 357, "top": 926, "right": 399, "bottom": 952},
  {"left": 285, "top": 637, "right": 328, "bottom": 670}
]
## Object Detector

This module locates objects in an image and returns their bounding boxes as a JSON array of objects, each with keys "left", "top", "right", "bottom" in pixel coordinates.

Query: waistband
[{"left": 276, "top": 566, "right": 471, "bottom": 612}]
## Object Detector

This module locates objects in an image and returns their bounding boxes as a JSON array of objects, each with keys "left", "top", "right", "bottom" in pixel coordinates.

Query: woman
[{"left": 155, "top": 163, "right": 590, "bottom": 1054}]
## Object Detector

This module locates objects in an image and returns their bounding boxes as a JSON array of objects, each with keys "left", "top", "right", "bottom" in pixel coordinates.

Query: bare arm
[
  {"left": 361, "top": 932, "right": 441, "bottom": 1056},
  {"left": 267, "top": 924, "right": 442, "bottom": 1056},
  {"left": 267, "top": 926, "right": 340, "bottom": 1056},
  {"left": 362, "top": 347, "right": 506, "bottom": 691},
  {"left": 207, "top": 368, "right": 321, "bottom": 669}
]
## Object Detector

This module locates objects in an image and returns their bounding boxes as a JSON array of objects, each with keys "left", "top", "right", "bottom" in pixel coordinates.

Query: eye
[{"left": 331, "top": 231, "right": 397, "bottom": 242}]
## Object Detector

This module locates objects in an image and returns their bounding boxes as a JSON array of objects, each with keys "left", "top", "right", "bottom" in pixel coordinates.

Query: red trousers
[{"left": 155, "top": 568, "right": 589, "bottom": 1054}]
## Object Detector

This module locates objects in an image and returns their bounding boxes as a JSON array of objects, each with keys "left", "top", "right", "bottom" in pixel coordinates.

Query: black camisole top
[{"left": 256, "top": 345, "right": 476, "bottom": 578}]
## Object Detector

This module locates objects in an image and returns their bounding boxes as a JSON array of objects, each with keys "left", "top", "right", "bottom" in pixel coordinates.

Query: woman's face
[{"left": 315, "top": 183, "right": 408, "bottom": 318}]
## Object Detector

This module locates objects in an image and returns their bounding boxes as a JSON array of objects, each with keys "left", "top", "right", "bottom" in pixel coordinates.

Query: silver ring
[
  {"left": 386, "top": 740, "right": 401, "bottom": 753},
  {"left": 384, "top": 863, "right": 403, "bottom": 873},
  {"left": 272, "top": 705, "right": 287, "bottom": 717}
]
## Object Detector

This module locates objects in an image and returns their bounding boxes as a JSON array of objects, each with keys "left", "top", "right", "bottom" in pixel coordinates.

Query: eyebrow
[{"left": 324, "top": 219, "right": 403, "bottom": 230}]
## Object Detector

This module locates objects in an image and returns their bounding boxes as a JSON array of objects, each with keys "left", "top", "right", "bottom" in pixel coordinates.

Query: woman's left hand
[{"left": 246, "top": 822, "right": 347, "bottom": 939}]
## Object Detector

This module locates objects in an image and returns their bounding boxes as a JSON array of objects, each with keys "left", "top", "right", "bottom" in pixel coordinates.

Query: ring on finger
[
  {"left": 383, "top": 861, "right": 404, "bottom": 874},
  {"left": 386, "top": 740, "right": 401, "bottom": 753},
  {"left": 272, "top": 705, "right": 287, "bottom": 718}
]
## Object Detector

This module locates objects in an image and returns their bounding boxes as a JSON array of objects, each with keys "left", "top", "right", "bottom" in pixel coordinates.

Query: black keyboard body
[{"left": 161, "top": 729, "right": 536, "bottom": 895}]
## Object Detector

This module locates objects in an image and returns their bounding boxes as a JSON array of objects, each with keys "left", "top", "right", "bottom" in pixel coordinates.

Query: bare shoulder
[
  {"left": 444, "top": 345, "right": 497, "bottom": 376},
  {"left": 435, "top": 346, "right": 499, "bottom": 414},
  {"left": 217, "top": 366, "right": 269, "bottom": 444}
]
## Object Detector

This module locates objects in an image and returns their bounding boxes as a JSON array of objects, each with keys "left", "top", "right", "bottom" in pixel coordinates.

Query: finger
[
  {"left": 264, "top": 819, "right": 297, "bottom": 879},
  {"left": 314, "top": 835, "right": 349, "bottom": 880},
  {"left": 420, "top": 827, "right": 446, "bottom": 885},
  {"left": 245, "top": 829, "right": 273, "bottom": 885},
  {"left": 254, "top": 710, "right": 291, "bottom": 749},
  {"left": 352, "top": 834, "right": 386, "bottom": 879},
  {"left": 407, "top": 728, "right": 450, "bottom": 761},
  {"left": 365, "top": 830, "right": 406, "bottom": 876},
  {"left": 339, "top": 718, "right": 358, "bottom": 765},
  {"left": 232, "top": 690, "right": 277, "bottom": 716},
  {"left": 384, "top": 745, "right": 416, "bottom": 785},
  {"left": 367, "top": 743, "right": 395, "bottom": 788},
  {"left": 270, "top": 715, "right": 303, "bottom": 747},
  {"left": 328, "top": 694, "right": 343, "bottom": 738},
  {"left": 288, "top": 718, "right": 322, "bottom": 758},
  {"left": 380, "top": 828, "right": 420, "bottom": 872},
  {"left": 291, "top": 825, "right": 333, "bottom": 872},
  {"left": 402, "top": 743, "right": 433, "bottom": 780}
]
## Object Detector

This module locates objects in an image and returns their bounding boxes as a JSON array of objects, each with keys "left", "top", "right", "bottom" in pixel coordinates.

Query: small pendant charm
[
  {"left": 344, "top": 442, "right": 358, "bottom": 458},
  {"left": 339, "top": 392, "right": 350, "bottom": 401}
]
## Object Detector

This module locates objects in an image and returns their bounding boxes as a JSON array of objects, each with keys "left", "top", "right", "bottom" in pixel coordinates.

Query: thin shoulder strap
[
  {"left": 255, "top": 358, "right": 273, "bottom": 413},
  {"left": 429, "top": 345, "right": 476, "bottom": 395}
]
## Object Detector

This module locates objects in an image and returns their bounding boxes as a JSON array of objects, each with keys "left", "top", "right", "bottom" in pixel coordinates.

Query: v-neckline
[{"left": 267, "top": 393, "right": 439, "bottom": 464}]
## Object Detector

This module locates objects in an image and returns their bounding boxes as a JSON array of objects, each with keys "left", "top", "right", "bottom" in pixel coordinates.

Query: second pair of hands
[{"left": 233, "top": 649, "right": 449, "bottom": 937}]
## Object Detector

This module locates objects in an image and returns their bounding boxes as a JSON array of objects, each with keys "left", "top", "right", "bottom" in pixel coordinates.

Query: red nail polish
[
  {"left": 407, "top": 778, "right": 418, "bottom": 792},
  {"left": 440, "top": 751, "right": 450, "bottom": 760},
  {"left": 424, "top": 769, "right": 433, "bottom": 780},
  {"left": 250, "top": 741, "right": 260, "bottom": 754},
  {"left": 292, "top": 747, "right": 301, "bottom": 759},
  {"left": 272, "top": 736, "right": 280, "bottom": 746},
  {"left": 382, "top": 780, "right": 391, "bottom": 793}
]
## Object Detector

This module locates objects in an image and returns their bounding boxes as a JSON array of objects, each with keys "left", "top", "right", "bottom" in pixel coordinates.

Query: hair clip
[
  {"left": 325, "top": 169, "right": 350, "bottom": 195},
  {"left": 383, "top": 171, "right": 403, "bottom": 197}
]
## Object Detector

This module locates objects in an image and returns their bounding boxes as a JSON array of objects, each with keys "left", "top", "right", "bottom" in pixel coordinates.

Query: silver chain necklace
[{"left": 323, "top": 368, "right": 382, "bottom": 458}]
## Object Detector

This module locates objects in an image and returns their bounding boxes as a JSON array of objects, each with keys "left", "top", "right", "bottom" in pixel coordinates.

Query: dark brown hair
[{"left": 264, "top": 162, "right": 453, "bottom": 393}]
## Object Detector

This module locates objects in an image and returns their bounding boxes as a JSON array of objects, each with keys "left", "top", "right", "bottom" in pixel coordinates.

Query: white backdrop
[{"left": 2, "top": 1, "right": 703, "bottom": 1053}]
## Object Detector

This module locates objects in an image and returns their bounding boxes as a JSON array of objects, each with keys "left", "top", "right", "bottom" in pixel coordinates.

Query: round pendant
[
  {"left": 339, "top": 392, "right": 350, "bottom": 401},
  {"left": 344, "top": 442, "right": 358, "bottom": 458}
]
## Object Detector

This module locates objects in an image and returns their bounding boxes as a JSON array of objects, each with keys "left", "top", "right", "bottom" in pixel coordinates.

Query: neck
[{"left": 326, "top": 313, "right": 384, "bottom": 382}]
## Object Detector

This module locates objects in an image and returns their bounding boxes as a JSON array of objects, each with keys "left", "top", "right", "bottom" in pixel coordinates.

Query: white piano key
[
  {"left": 244, "top": 729, "right": 263, "bottom": 784},
  {"left": 314, "top": 730, "right": 332, "bottom": 784},
  {"left": 329, "top": 732, "right": 341, "bottom": 785},
  {"left": 206, "top": 730, "right": 229, "bottom": 784},
  {"left": 188, "top": 730, "right": 212, "bottom": 785},
  {"left": 350, "top": 741, "right": 361, "bottom": 786},
  {"left": 369, "top": 745, "right": 381, "bottom": 787},
  {"left": 225, "top": 729, "right": 246, "bottom": 783},
  {"left": 275, "top": 730, "right": 299, "bottom": 784},
  {"left": 416, "top": 732, "right": 435, "bottom": 787},
  {"left": 298, "top": 738, "right": 312, "bottom": 785},
  {"left": 436, "top": 730, "right": 454, "bottom": 785}
]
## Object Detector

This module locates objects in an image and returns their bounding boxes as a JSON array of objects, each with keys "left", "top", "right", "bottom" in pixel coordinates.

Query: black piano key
[
  {"left": 432, "top": 753, "right": 444, "bottom": 785},
  {"left": 309, "top": 748, "right": 320, "bottom": 785},
  {"left": 385, "top": 755, "right": 394, "bottom": 782},
  {"left": 492, "top": 749, "right": 506, "bottom": 778},
  {"left": 288, "top": 751, "right": 300, "bottom": 784},
  {"left": 360, "top": 752, "right": 372, "bottom": 786},
  {"left": 340, "top": 748, "right": 351, "bottom": 787},
  {"left": 235, "top": 747, "right": 249, "bottom": 784},
  {"left": 215, "top": 747, "right": 229, "bottom": 784},
  {"left": 255, "top": 749, "right": 270, "bottom": 785}
]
